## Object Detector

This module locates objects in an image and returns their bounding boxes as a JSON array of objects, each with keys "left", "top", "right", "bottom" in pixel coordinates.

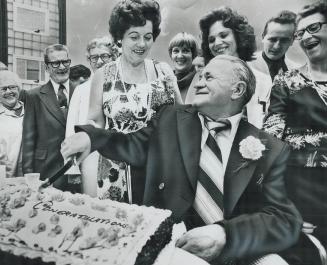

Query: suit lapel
[
  {"left": 39, "top": 81, "right": 66, "bottom": 126},
  {"left": 177, "top": 106, "right": 202, "bottom": 192},
  {"left": 224, "top": 120, "right": 260, "bottom": 217}
]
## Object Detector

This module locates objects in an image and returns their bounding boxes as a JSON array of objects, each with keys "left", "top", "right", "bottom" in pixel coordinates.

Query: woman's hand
[{"left": 61, "top": 132, "right": 91, "bottom": 164}]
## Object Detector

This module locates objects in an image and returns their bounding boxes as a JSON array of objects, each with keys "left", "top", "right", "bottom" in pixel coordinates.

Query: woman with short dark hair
[
  {"left": 85, "top": 0, "right": 181, "bottom": 204},
  {"left": 168, "top": 32, "right": 199, "bottom": 102}
]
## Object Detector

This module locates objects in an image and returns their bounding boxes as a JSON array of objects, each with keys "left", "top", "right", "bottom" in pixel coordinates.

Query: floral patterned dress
[
  {"left": 97, "top": 58, "right": 176, "bottom": 202},
  {"left": 263, "top": 65, "right": 327, "bottom": 245}
]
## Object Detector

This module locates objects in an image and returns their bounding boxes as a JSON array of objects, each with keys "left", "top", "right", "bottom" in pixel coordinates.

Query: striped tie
[
  {"left": 192, "top": 118, "right": 231, "bottom": 225},
  {"left": 58, "top": 84, "right": 68, "bottom": 118}
]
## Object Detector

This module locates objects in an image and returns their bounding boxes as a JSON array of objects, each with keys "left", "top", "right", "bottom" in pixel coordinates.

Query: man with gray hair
[
  {"left": 62, "top": 55, "right": 301, "bottom": 264},
  {"left": 64, "top": 36, "right": 120, "bottom": 191},
  {"left": 66, "top": 35, "right": 120, "bottom": 138},
  {"left": 22, "top": 44, "right": 75, "bottom": 191}
]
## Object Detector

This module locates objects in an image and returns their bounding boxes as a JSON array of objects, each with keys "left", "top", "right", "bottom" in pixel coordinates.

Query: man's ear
[{"left": 231, "top": 81, "right": 247, "bottom": 100}]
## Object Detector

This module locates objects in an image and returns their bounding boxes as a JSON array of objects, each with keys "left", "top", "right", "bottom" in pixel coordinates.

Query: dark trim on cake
[{"left": 135, "top": 217, "right": 175, "bottom": 265}]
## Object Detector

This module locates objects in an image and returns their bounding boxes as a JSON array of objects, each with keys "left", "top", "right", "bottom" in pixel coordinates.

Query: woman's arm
[
  {"left": 158, "top": 62, "right": 183, "bottom": 104},
  {"left": 87, "top": 68, "right": 106, "bottom": 128},
  {"left": 262, "top": 73, "right": 290, "bottom": 139}
]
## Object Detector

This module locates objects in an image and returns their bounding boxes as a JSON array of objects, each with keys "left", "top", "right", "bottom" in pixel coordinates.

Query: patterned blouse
[
  {"left": 102, "top": 58, "right": 175, "bottom": 134},
  {"left": 97, "top": 58, "right": 176, "bottom": 201},
  {"left": 263, "top": 66, "right": 327, "bottom": 167}
]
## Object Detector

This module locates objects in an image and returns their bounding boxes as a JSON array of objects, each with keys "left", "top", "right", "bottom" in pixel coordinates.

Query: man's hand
[
  {"left": 60, "top": 132, "right": 91, "bottom": 164},
  {"left": 175, "top": 224, "right": 226, "bottom": 262}
]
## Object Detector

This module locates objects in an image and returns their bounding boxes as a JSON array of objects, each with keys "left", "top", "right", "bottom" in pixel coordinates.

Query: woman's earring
[{"left": 117, "top": 40, "right": 122, "bottom": 48}]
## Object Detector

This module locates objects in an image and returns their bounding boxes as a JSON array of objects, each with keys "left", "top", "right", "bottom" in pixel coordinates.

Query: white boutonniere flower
[
  {"left": 239, "top": 136, "right": 265, "bottom": 160},
  {"left": 235, "top": 136, "right": 266, "bottom": 172}
]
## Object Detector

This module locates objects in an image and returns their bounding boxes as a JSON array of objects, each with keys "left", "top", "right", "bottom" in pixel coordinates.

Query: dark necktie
[
  {"left": 58, "top": 84, "right": 68, "bottom": 117},
  {"left": 191, "top": 117, "right": 231, "bottom": 226}
]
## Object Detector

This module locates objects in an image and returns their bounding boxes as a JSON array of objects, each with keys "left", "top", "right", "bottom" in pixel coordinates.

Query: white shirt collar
[
  {"left": 198, "top": 112, "right": 243, "bottom": 150},
  {"left": 198, "top": 112, "right": 243, "bottom": 171},
  {"left": 50, "top": 79, "right": 70, "bottom": 96}
]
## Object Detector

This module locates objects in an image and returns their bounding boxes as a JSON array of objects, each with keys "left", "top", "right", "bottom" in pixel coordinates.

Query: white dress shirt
[
  {"left": 198, "top": 112, "right": 242, "bottom": 173},
  {"left": 50, "top": 79, "right": 70, "bottom": 104}
]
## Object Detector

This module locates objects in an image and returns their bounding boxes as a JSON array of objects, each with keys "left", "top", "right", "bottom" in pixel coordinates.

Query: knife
[{"left": 38, "top": 158, "right": 75, "bottom": 190}]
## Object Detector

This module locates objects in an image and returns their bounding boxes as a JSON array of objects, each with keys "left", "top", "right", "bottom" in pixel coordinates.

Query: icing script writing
[{"left": 33, "top": 201, "right": 128, "bottom": 228}]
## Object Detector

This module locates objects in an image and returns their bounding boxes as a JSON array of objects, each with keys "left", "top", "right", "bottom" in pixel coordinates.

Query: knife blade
[{"left": 38, "top": 158, "right": 75, "bottom": 190}]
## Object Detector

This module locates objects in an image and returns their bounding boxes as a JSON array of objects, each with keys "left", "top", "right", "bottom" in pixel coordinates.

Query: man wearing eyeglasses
[
  {"left": 247, "top": 10, "right": 301, "bottom": 129},
  {"left": 22, "top": 44, "right": 76, "bottom": 191}
]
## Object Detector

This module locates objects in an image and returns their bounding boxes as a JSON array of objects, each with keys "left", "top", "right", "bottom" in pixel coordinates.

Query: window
[
  {"left": 14, "top": 55, "right": 47, "bottom": 85},
  {"left": 13, "top": 3, "right": 49, "bottom": 35}
]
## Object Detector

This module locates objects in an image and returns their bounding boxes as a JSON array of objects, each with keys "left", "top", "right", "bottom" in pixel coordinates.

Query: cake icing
[{"left": 0, "top": 179, "right": 178, "bottom": 265}]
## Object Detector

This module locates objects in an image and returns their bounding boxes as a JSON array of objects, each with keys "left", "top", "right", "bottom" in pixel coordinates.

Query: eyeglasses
[
  {"left": 0, "top": 85, "right": 19, "bottom": 93},
  {"left": 294, "top": 22, "right": 327, "bottom": 40},
  {"left": 88, "top": 54, "right": 113, "bottom": 63},
  {"left": 47, "top": 59, "right": 71, "bottom": 68}
]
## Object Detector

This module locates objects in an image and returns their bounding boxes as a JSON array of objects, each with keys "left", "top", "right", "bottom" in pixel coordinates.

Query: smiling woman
[
  {"left": 80, "top": 0, "right": 182, "bottom": 204},
  {"left": 263, "top": 1, "right": 327, "bottom": 264},
  {"left": 199, "top": 6, "right": 256, "bottom": 65},
  {"left": 0, "top": 71, "right": 24, "bottom": 178},
  {"left": 168, "top": 32, "right": 198, "bottom": 102}
]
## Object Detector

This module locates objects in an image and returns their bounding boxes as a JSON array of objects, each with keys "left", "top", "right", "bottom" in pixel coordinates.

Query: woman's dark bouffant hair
[
  {"left": 109, "top": 0, "right": 161, "bottom": 45},
  {"left": 199, "top": 6, "right": 256, "bottom": 65}
]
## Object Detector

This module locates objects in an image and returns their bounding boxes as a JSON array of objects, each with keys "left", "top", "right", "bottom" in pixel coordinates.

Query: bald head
[
  {"left": 192, "top": 55, "right": 256, "bottom": 119},
  {"left": 209, "top": 55, "right": 256, "bottom": 104}
]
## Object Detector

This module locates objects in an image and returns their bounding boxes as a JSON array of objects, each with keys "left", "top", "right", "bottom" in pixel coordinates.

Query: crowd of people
[{"left": 1, "top": 0, "right": 327, "bottom": 264}]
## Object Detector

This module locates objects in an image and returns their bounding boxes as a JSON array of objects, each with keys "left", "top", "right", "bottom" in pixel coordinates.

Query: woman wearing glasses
[
  {"left": 263, "top": 1, "right": 327, "bottom": 264},
  {"left": 65, "top": 36, "right": 120, "bottom": 186},
  {"left": 0, "top": 71, "right": 24, "bottom": 178},
  {"left": 82, "top": 0, "right": 181, "bottom": 204}
]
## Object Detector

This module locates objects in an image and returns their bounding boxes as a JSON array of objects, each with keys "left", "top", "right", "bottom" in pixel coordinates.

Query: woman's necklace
[
  {"left": 111, "top": 58, "right": 154, "bottom": 132},
  {"left": 119, "top": 58, "right": 148, "bottom": 87},
  {"left": 307, "top": 64, "right": 327, "bottom": 107}
]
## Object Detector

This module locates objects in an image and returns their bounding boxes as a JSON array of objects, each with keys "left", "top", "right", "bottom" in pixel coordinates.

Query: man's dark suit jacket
[
  {"left": 22, "top": 81, "right": 74, "bottom": 189},
  {"left": 78, "top": 104, "right": 302, "bottom": 263}
]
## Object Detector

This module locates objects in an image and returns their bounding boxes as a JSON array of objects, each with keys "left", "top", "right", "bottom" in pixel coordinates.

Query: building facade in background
[{"left": 0, "top": 0, "right": 66, "bottom": 90}]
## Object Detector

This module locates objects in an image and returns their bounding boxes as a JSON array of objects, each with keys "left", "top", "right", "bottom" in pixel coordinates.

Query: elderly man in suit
[
  {"left": 61, "top": 55, "right": 302, "bottom": 264},
  {"left": 22, "top": 44, "right": 75, "bottom": 191}
]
